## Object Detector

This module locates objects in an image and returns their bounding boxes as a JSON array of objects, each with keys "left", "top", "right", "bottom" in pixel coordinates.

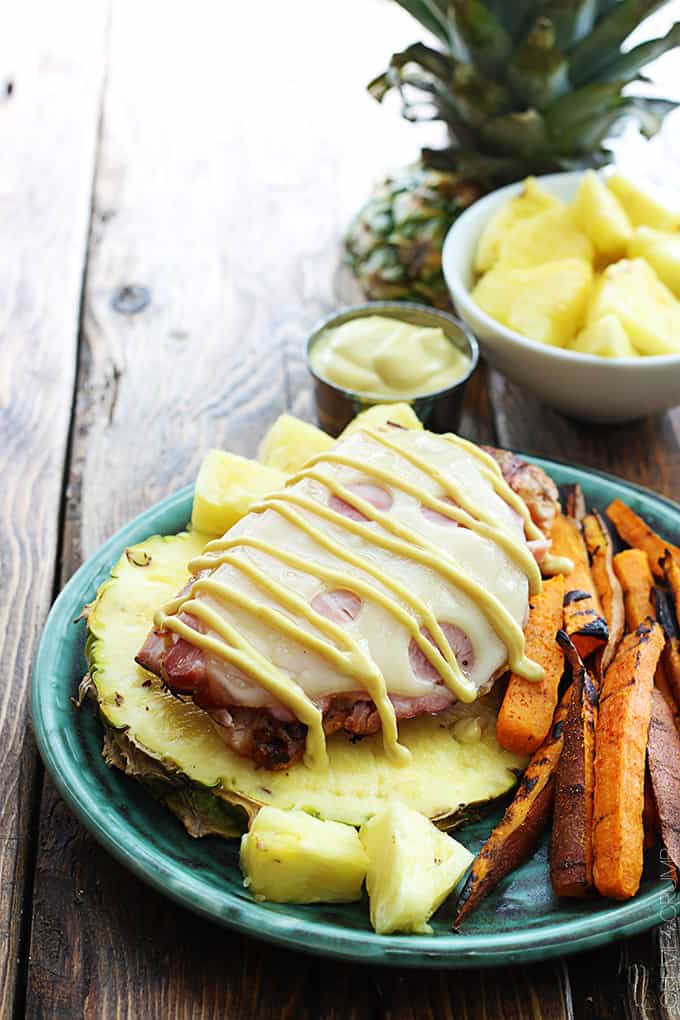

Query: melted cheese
[{"left": 155, "top": 427, "right": 543, "bottom": 768}]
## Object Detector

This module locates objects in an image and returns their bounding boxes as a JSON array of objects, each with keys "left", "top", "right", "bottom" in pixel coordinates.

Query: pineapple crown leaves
[{"left": 370, "top": 0, "right": 680, "bottom": 180}]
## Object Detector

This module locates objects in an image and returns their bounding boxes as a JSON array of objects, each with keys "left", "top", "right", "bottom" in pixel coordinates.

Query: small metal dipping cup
[{"left": 306, "top": 301, "right": 479, "bottom": 437}]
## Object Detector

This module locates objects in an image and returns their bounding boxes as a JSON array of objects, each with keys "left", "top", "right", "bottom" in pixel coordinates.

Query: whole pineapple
[{"left": 346, "top": 0, "right": 680, "bottom": 308}]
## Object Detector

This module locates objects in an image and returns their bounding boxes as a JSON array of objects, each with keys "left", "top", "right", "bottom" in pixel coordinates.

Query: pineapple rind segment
[
  {"left": 240, "top": 806, "right": 368, "bottom": 903},
  {"left": 360, "top": 804, "right": 473, "bottom": 935},
  {"left": 87, "top": 533, "right": 526, "bottom": 833}
]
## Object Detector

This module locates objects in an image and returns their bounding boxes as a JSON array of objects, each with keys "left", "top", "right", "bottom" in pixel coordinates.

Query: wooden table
[{"left": 3, "top": 1, "right": 680, "bottom": 1016}]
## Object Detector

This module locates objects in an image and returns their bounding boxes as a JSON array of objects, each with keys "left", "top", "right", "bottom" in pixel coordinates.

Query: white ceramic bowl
[{"left": 442, "top": 170, "right": 680, "bottom": 424}]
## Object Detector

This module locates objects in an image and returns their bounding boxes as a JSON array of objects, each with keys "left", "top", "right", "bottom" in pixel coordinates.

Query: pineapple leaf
[
  {"left": 480, "top": 110, "right": 550, "bottom": 157},
  {"left": 367, "top": 42, "right": 458, "bottom": 102},
  {"left": 594, "top": 22, "right": 680, "bottom": 82},
  {"left": 389, "top": 0, "right": 453, "bottom": 47},
  {"left": 450, "top": 0, "right": 513, "bottom": 75},
  {"left": 543, "top": 80, "right": 629, "bottom": 132},
  {"left": 568, "top": 0, "right": 670, "bottom": 86},
  {"left": 540, "top": 0, "right": 598, "bottom": 49},
  {"left": 507, "top": 17, "right": 570, "bottom": 107}
]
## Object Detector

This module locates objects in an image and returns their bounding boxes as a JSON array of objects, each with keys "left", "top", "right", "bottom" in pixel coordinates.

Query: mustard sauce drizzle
[
  {"left": 300, "top": 429, "right": 542, "bottom": 595},
  {"left": 191, "top": 535, "right": 473, "bottom": 699},
  {"left": 154, "top": 599, "right": 328, "bottom": 769},
  {"left": 157, "top": 429, "right": 544, "bottom": 768}
]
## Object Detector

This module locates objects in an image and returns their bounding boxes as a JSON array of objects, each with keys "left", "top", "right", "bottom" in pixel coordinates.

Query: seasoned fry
[
  {"left": 550, "top": 633, "right": 598, "bottom": 897},
  {"left": 613, "top": 549, "right": 655, "bottom": 630},
  {"left": 592, "top": 619, "right": 665, "bottom": 900},
  {"left": 552, "top": 513, "right": 608, "bottom": 659},
  {"left": 454, "top": 687, "right": 571, "bottom": 926},
  {"left": 496, "top": 575, "right": 565, "bottom": 756},
  {"left": 582, "top": 510, "right": 624, "bottom": 673},
  {"left": 647, "top": 688, "right": 680, "bottom": 883},
  {"left": 606, "top": 499, "right": 680, "bottom": 579}
]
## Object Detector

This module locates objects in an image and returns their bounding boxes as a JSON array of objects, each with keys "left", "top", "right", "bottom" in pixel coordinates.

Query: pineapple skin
[
  {"left": 191, "top": 450, "right": 286, "bottom": 538},
  {"left": 345, "top": 165, "right": 483, "bottom": 310},
  {"left": 360, "top": 803, "right": 473, "bottom": 935},
  {"left": 240, "top": 807, "right": 368, "bottom": 904}
]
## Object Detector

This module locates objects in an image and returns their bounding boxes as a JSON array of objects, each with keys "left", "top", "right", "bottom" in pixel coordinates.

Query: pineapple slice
[
  {"left": 341, "top": 401, "right": 423, "bottom": 436},
  {"left": 497, "top": 206, "right": 593, "bottom": 269},
  {"left": 587, "top": 259, "right": 680, "bottom": 356},
  {"left": 359, "top": 804, "right": 473, "bottom": 935},
  {"left": 240, "top": 807, "right": 368, "bottom": 904},
  {"left": 607, "top": 173, "right": 679, "bottom": 232},
  {"left": 572, "top": 170, "right": 632, "bottom": 260},
  {"left": 474, "top": 258, "right": 593, "bottom": 347},
  {"left": 569, "top": 314, "right": 637, "bottom": 358},
  {"left": 475, "top": 177, "right": 562, "bottom": 273},
  {"left": 258, "top": 414, "right": 334, "bottom": 474},
  {"left": 628, "top": 226, "right": 680, "bottom": 298},
  {"left": 191, "top": 450, "right": 286, "bottom": 537}
]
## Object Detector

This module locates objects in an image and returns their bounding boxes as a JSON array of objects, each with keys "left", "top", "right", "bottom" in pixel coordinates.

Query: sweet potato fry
[
  {"left": 592, "top": 619, "right": 666, "bottom": 900},
  {"left": 606, "top": 499, "right": 680, "bottom": 579},
  {"left": 614, "top": 549, "right": 655, "bottom": 631},
  {"left": 647, "top": 687, "right": 680, "bottom": 883},
  {"left": 550, "top": 633, "right": 598, "bottom": 897},
  {"left": 496, "top": 575, "right": 565, "bottom": 756},
  {"left": 454, "top": 687, "right": 571, "bottom": 926},
  {"left": 551, "top": 513, "right": 608, "bottom": 659},
  {"left": 582, "top": 510, "right": 624, "bottom": 674}
]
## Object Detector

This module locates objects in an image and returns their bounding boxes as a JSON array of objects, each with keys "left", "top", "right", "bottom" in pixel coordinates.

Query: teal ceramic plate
[{"left": 32, "top": 456, "right": 680, "bottom": 967}]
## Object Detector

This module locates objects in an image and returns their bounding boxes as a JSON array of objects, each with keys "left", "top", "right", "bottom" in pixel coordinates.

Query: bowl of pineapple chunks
[{"left": 442, "top": 170, "right": 680, "bottom": 423}]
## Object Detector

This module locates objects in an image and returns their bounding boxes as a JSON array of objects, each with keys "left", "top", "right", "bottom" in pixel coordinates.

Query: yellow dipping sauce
[{"left": 311, "top": 315, "right": 471, "bottom": 398}]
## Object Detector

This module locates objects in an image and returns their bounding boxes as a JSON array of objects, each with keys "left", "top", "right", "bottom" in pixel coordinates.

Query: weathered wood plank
[{"left": 0, "top": 2, "right": 108, "bottom": 1016}]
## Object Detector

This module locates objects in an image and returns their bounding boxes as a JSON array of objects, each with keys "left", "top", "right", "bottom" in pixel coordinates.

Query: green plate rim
[{"left": 31, "top": 454, "right": 680, "bottom": 967}]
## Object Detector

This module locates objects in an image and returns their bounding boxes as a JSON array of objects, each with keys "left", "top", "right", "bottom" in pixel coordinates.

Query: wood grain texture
[{"left": 0, "top": 2, "right": 107, "bottom": 1016}]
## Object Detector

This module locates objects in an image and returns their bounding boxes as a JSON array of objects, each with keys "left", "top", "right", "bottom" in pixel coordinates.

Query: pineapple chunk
[
  {"left": 587, "top": 258, "right": 680, "bottom": 356},
  {"left": 473, "top": 258, "right": 593, "bottom": 347},
  {"left": 628, "top": 226, "right": 680, "bottom": 298},
  {"left": 497, "top": 206, "right": 593, "bottom": 269},
  {"left": 569, "top": 314, "right": 637, "bottom": 358},
  {"left": 607, "top": 173, "right": 679, "bottom": 232},
  {"left": 191, "top": 450, "right": 286, "bottom": 537},
  {"left": 360, "top": 804, "right": 473, "bottom": 935},
  {"left": 475, "top": 177, "right": 562, "bottom": 273},
  {"left": 572, "top": 170, "right": 633, "bottom": 259},
  {"left": 240, "top": 807, "right": 368, "bottom": 904},
  {"left": 341, "top": 401, "right": 423, "bottom": 436},
  {"left": 258, "top": 413, "right": 334, "bottom": 474}
]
